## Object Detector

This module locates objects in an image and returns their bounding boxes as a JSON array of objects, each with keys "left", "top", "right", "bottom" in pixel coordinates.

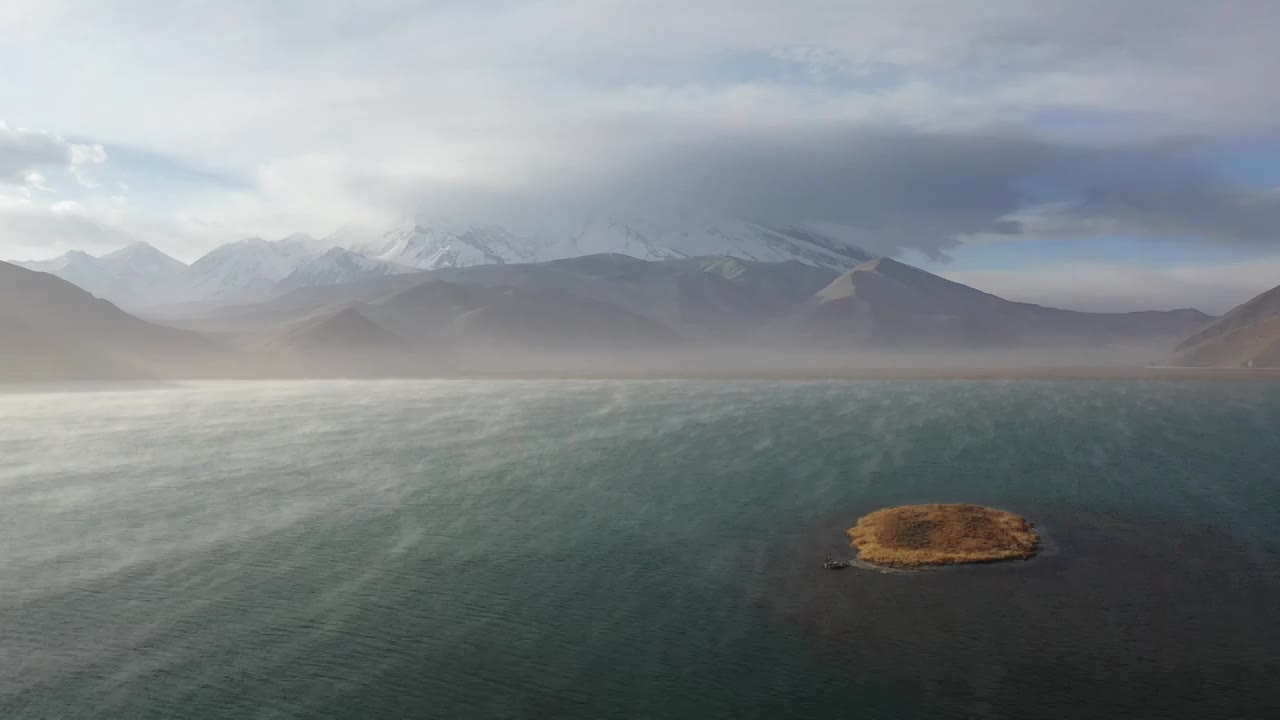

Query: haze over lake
[{"left": 2, "top": 380, "right": 1278, "bottom": 718}]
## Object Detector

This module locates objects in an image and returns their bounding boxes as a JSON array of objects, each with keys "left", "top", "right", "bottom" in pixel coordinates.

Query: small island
[{"left": 846, "top": 503, "right": 1039, "bottom": 568}]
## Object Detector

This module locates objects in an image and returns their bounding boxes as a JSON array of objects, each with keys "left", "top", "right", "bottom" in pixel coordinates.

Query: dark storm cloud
[
  {"left": 598, "top": 126, "right": 1041, "bottom": 256},
  {"left": 1040, "top": 142, "right": 1280, "bottom": 245},
  {"left": 420, "top": 122, "right": 1277, "bottom": 258}
]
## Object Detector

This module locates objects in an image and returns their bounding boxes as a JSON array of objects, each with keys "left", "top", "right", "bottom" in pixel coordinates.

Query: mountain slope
[
  {"left": 16, "top": 243, "right": 189, "bottom": 308},
  {"left": 788, "top": 257, "right": 1213, "bottom": 350},
  {"left": 277, "top": 247, "right": 419, "bottom": 291},
  {"left": 260, "top": 278, "right": 681, "bottom": 374},
  {"left": 184, "top": 236, "right": 320, "bottom": 301},
  {"left": 193, "top": 253, "right": 840, "bottom": 340},
  {"left": 334, "top": 216, "right": 872, "bottom": 272},
  {"left": 167, "top": 252, "right": 1213, "bottom": 371},
  {"left": 1171, "top": 284, "right": 1280, "bottom": 366},
  {"left": 0, "top": 261, "right": 212, "bottom": 380},
  {"left": 12, "top": 217, "right": 868, "bottom": 309},
  {"left": 99, "top": 241, "right": 188, "bottom": 281},
  {"left": 19, "top": 250, "right": 116, "bottom": 294},
  {"left": 188, "top": 253, "right": 1212, "bottom": 354},
  {"left": 368, "top": 280, "right": 680, "bottom": 353},
  {"left": 262, "top": 305, "right": 423, "bottom": 377}
]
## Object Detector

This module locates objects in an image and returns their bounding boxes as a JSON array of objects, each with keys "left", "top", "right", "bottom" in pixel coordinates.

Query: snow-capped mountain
[
  {"left": 19, "top": 250, "right": 120, "bottom": 298},
  {"left": 184, "top": 235, "right": 322, "bottom": 301},
  {"left": 14, "top": 235, "right": 325, "bottom": 307},
  {"left": 18, "top": 242, "right": 189, "bottom": 308},
  {"left": 332, "top": 216, "right": 872, "bottom": 272},
  {"left": 100, "top": 241, "right": 189, "bottom": 278},
  {"left": 11, "top": 216, "right": 874, "bottom": 309},
  {"left": 277, "top": 247, "right": 419, "bottom": 291}
]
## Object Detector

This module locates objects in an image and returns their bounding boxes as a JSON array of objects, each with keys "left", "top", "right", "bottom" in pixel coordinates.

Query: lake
[{"left": 1, "top": 379, "right": 1277, "bottom": 718}]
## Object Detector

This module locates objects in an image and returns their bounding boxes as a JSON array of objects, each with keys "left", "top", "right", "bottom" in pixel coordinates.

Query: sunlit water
[{"left": 1, "top": 380, "right": 1278, "bottom": 719}]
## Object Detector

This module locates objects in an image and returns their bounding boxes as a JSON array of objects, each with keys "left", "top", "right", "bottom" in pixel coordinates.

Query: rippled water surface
[{"left": 1, "top": 379, "right": 1278, "bottom": 718}]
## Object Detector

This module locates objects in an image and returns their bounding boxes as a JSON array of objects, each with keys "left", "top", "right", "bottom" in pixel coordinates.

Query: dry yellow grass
[{"left": 847, "top": 503, "right": 1039, "bottom": 568}]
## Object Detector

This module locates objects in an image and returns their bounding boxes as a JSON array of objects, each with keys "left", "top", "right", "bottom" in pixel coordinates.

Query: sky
[{"left": 3, "top": 0, "right": 1280, "bottom": 313}]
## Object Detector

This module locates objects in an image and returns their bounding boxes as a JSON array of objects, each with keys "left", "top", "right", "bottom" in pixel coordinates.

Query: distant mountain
[
  {"left": 264, "top": 278, "right": 679, "bottom": 375},
  {"left": 0, "top": 261, "right": 211, "bottom": 380},
  {"left": 99, "top": 241, "right": 188, "bottom": 281},
  {"left": 13, "top": 235, "right": 323, "bottom": 307},
  {"left": 4, "top": 251, "right": 1222, "bottom": 379},
  {"left": 281, "top": 305, "right": 411, "bottom": 355},
  {"left": 188, "top": 253, "right": 841, "bottom": 340},
  {"left": 331, "top": 216, "right": 873, "bottom": 272},
  {"left": 1171, "top": 283, "right": 1280, "bottom": 366},
  {"left": 13, "top": 216, "right": 870, "bottom": 309},
  {"left": 184, "top": 253, "right": 1211, "bottom": 366},
  {"left": 369, "top": 279, "right": 680, "bottom": 354},
  {"left": 18, "top": 250, "right": 119, "bottom": 298},
  {"left": 184, "top": 235, "right": 320, "bottom": 301},
  {"left": 17, "top": 242, "right": 188, "bottom": 308},
  {"left": 422, "top": 254, "right": 842, "bottom": 339},
  {"left": 789, "top": 257, "right": 1214, "bottom": 349},
  {"left": 277, "top": 247, "right": 419, "bottom": 291}
]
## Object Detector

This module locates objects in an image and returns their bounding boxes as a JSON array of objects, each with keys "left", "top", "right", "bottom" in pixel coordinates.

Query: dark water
[{"left": 1, "top": 379, "right": 1277, "bottom": 719}]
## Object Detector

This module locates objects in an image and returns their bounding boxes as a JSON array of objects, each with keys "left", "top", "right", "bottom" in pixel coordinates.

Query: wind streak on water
[{"left": 0, "top": 379, "right": 1278, "bottom": 719}]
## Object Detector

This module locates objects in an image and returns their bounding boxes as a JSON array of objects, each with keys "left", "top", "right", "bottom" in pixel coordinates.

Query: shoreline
[
  {"left": 6, "top": 365, "right": 1280, "bottom": 386},
  {"left": 453, "top": 365, "right": 1280, "bottom": 382}
]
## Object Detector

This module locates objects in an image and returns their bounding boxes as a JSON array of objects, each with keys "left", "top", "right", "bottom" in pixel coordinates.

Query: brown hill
[
  {"left": 1172, "top": 284, "right": 1280, "bottom": 367},
  {"left": 261, "top": 279, "right": 682, "bottom": 374},
  {"left": 0, "top": 261, "right": 212, "bottom": 381},
  {"left": 367, "top": 280, "right": 681, "bottom": 357},
  {"left": 790, "top": 257, "right": 1212, "bottom": 350}
]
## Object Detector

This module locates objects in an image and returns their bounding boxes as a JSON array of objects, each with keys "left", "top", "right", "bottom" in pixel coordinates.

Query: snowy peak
[
  {"left": 277, "top": 247, "right": 419, "bottom": 291},
  {"left": 19, "top": 249, "right": 98, "bottom": 273},
  {"left": 99, "top": 242, "right": 188, "bottom": 276},
  {"left": 10, "top": 215, "right": 875, "bottom": 309},
  {"left": 334, "top": 216, "right": 873, "bottom": 272},
  {"left": 280, "top": 232, "right": 319, "bottom": 246},
  {"left": 185, "top": 235, "right": 321, "bottom": 300},
  {"left": 14, "top": 243, "right": 187, "bottom": 308},
  {"left": 557, "top": 216, "right": 872, "bottom": 269},
  {"left": 349, "top": 224, "right": 531, "bottom": 270}
]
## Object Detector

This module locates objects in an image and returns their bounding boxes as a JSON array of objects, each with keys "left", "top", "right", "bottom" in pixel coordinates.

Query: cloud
[
  {"left": 69, "top": 142, "right": 107, "bottom": 187},
  {"left": 188, "top": 121, "right": 1278, "bottom": 260},
  {"left": 0, "top": 200, "right": 136, "bottom": 260},
  {"left": 0, "top": 121, "right": 108, "bottom": 191},
  {"left": 407, "top": 122, "right": 1048, "bottom": 258},
  {"left": 4, "top": 1, "right": 1280, "bottom": 265},
  {"left": 0, "top": 122, "right": 73, "bottom": 185}
]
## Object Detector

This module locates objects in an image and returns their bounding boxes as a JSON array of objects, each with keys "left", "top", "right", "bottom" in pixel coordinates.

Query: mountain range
[
  {"left": 155, "top": 252, "right": 1212, "bottom": 375},
  {"left": 12, "top": 217, "right": 873, "bottom": 310},
  {"left": 2, "top": 248, "right": 1222, "bottom": 379},
  {"left": 14, "top": 235, "right": 326, "bottom": 309},
  {"left": 18, "top": 205, "right": 1264, "bottom": 379},
  {"left": 17, "top": 242, "right": 189, "bottom": 309}
]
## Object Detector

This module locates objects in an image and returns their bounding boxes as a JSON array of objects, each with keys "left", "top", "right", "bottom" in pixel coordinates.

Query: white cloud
[
  {"left": 0, "top": 122, "right": 72, "bottom": 186},
  {"left": 0, "top": 121, "right": 109, "bottom": 195},
  {"left": 0, "top": 201, "right": 137, "bottom": 260},
  {"left": 3, "top": 1, "right": 1280, "bottom": 269},
  {"left": 69, "top": 142, "right": 107, "bottom": 187}
]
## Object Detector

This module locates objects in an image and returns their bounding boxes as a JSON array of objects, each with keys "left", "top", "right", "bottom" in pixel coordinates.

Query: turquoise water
[{"left": 1, "top": 380, "right": 1277, "bottom": 718}]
